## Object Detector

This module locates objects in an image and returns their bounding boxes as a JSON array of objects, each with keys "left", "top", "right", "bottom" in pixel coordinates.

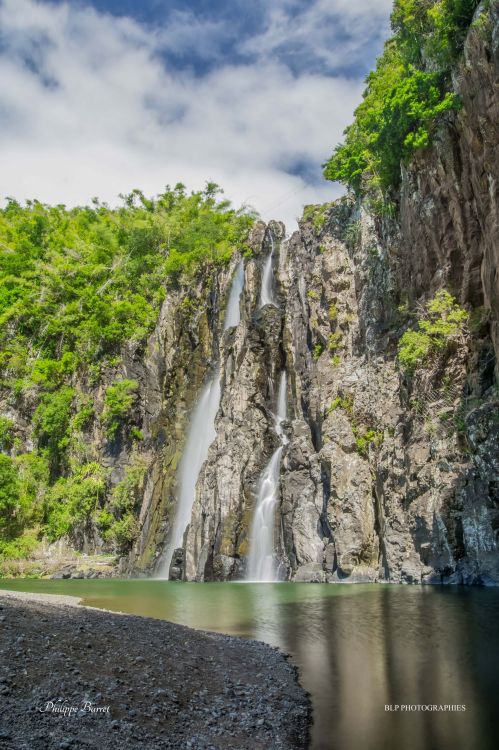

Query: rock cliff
[
  {"left": 3, "top": 4, "right": 497, "bottom": 585},
  {"left": 134, "top": 5, "right": 498, "bottom": 584}
]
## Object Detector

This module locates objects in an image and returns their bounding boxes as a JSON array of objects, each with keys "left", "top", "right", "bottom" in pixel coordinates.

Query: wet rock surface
[{"left": 0, "top": 591, "right": 310, "bottom": 750}]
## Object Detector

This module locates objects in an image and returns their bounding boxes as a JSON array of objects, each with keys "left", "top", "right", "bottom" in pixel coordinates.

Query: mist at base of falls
[{"left": 246, "top": 446, "right": 284, "bottom": 582}]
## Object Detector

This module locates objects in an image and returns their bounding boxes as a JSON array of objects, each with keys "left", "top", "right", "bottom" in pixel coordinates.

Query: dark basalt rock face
[{"left": 398, "top": 1, "right": 499, "bottom": 360}]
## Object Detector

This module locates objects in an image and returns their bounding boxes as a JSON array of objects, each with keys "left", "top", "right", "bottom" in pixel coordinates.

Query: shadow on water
[{"left": 2, "top": 579, "right": 499, "bottom": 750}]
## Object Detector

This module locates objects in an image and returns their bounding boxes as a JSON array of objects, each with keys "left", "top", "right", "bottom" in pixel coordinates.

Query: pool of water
[{"left": 2, "top": 579, "right": 498, "bottom": 750}]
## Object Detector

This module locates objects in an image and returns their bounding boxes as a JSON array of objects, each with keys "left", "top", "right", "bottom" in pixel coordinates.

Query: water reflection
[
  {"left": 2, "top": 579, "right": 498, "bottom": 750},
  {"left": 282, "top": 587, "right": 494, "bottom": 750}
]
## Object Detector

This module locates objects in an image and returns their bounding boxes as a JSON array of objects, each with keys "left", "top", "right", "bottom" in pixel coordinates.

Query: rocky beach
[{"left": 0, "top": 591, "right": 310, "bottom": 750}]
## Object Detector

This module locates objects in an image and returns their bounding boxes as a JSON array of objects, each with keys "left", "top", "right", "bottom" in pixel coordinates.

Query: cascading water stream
[
  {"left": 260, "top": 236, "right": 278, "bottom": 307},
  {"left": 159, "top": 261, "right": 245, "bottom": 578},
  {"left": 224, "top": 259, "right": 244, "bottom": 330},
  {"left": 160, "top": 373, "right": 221, "bottom": 577},
  {"left": 247, "top": 371, "right": 288, "bottom": 582}
]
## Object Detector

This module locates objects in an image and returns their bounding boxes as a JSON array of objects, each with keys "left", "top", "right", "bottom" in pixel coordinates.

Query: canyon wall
[
  {"left": 4, "top": 5, "right": 497, "bottom": 584},
  {"left": 129, "top": 6, "right": 498, "bottom": 584}
]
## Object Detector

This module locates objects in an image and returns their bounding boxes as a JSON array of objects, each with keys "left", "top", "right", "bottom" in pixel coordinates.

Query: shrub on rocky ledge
[
  {"left": 102, "top": 379, "right": 138, "bottom": 440},
  {"left": 0, "top": 415, "right": 14, "bottom": 451},
  {"left": 398, "top": 290, "right": 468, "bottom": 373}
]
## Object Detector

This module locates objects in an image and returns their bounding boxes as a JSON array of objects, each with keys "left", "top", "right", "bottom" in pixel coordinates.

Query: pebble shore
[{"left": 0, "top": 590, "right": 310, "bottom": 750}]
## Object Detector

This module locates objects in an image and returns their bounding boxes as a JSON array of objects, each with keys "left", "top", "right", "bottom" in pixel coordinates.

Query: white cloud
[
  {"left": 242, "top": 0, "right": 393, "bottom": 73},
  {"left": 0, "top": 0, "right": 390, "bottom": 231}
]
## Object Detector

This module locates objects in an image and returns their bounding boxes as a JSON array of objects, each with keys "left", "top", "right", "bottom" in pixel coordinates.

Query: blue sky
[{"left": 0, "top": 0, "right": 392, "bottom": 229}]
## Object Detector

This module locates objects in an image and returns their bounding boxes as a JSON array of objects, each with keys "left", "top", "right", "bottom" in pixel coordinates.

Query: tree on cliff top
[{"left": 323, "top": 0, "right": 483, "bottom": 193}]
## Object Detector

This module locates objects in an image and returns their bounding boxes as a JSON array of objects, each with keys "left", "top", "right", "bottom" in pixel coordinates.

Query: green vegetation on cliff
[
  {"left": 0, "top": 183, "right": 252, "bottom": 375},
  {"left": 324, "top": 0, "right": 482, "bottom": 192},
  {"left": 0, "top": 184, "right": 254, "bottom": 560},
  {"left": 398, "top": 290, "right": 469, "bottom": 373},
  {"left": 102, "top": 380, "right": 138, "bottom": 440}
]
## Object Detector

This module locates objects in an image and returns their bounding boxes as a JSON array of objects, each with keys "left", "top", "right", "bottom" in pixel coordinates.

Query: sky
[{"left": 0, "top": 0, "right": 393, "bottom": 230}]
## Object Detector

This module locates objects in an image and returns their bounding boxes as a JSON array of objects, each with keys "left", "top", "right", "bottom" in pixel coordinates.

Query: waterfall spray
[{"left": 247, "top": 371, "right": 288, "bottom": 582}]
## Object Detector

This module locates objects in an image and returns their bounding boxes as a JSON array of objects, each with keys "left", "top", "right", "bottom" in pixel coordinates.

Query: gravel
[{"left": 0, "top": 590, "right": 310, "bottom": 750}]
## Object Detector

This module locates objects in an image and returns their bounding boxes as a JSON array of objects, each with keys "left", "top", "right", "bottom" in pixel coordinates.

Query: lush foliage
[
  {"left": 0, "top": 184, "right": 253, "bottom": 386},
  {"left": 302, "top": 203, "right": 334, "bottom": 233},
  {"left": 398, "top": 290, "right": 469, "bottom": 372},
  {"left": 0, "top": 531, "right": 39, "bottom": 561},
  {"left": 44, "top": 462, "right": 107, "bottom": 541},
  {"left": 33, "top": 387, "right": 75, "bottom": 476},
  {"left": 0, "top": 184, "right": 254, "bottom": 557},
  {"left": 98, "top": 456, "right": 147, "bottom": 552},
  {"left": 102, "top": 380, "right": 138, "bottom": 439},
  {"left": 0, "top": 416, "right": 14, "bottom": 451},
  {"left": 0, "top": 454, "right": 21, "bottom": 538},
  {"left": 324, "top": 0, "right": 481, "bottom": 192}
]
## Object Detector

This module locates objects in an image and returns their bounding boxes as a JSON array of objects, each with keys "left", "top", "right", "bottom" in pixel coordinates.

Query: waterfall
[
  {"left": 159, "top": 260, "right": 247, "bottom": 578},
  {"left": 224, "top": 259, "right": 244, "bottom": 330},
  {"left": 247, "top": 371, "right": 288, "bottom": 582},
  {"left": 160, "top": 372, "right": 221, "bottom": 577},
  {"left": 260, "top": 236, "right": 278, "bottom": 307}
]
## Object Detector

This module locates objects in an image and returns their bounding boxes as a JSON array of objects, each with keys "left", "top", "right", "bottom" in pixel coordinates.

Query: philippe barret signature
[{"left": 38, "top": 701, "right": 110, "bottom": 717}]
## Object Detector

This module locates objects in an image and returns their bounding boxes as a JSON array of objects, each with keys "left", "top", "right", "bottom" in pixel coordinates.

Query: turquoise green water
[{"left": 2, "top": 579, "right": 498, "bottom": 750}]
